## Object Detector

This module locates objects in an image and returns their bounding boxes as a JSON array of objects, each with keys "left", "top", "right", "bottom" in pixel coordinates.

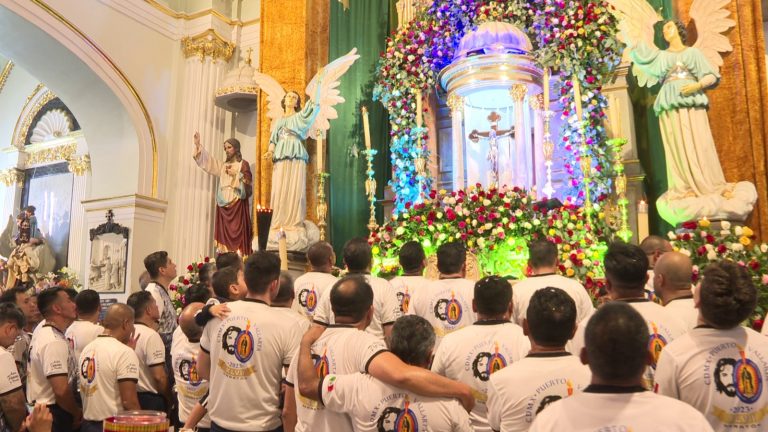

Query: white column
[
  {"left": 529, "top": 95, "right": 545, "bottom": 195},
  {"left": 447, "top": 94, "right": 465, "bottom": 191},
  {"left": 169, "top": 32, "right": 232, "bottom": 266},
  {"left": 67, "top": 172, "right": 88, "bottom": 277},
  {"left": 510, "top": 85, "right": 527, "bottom": 187}
]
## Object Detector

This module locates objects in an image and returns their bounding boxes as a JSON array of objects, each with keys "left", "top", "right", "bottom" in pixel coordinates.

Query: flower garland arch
[{"left": 374, "top": 0, "right": 622, "bottom": 210}]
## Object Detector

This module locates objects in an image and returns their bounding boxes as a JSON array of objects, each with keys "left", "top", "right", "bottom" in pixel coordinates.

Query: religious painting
[{"left": 88, "top": 210, "right": 129, "bottom": 293}]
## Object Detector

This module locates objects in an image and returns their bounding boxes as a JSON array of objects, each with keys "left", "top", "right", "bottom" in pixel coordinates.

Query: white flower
[
  {"left": 667, "top": 231, "right": 676, "bottom": 240},
  {"left": 735, "top": 226, "right": 744, "bottom": 236},
  {"left": 428, "top": 225, "right": 435, "bottom": 232},
  {"left": 484, "top": 223, "right": 493, "bottom": 230},
  {"left": 436, "top": 212, "right": 443, "bottom": 219},
  {"left": 720, "top": 230, "right": 731, "bottom": 236},
  {"left": 396, "top": 227, "right": 405, "bottom": 235},
  {"left": 532, "top": 219, "right": 541, "bottom": 226},
  {"left": 463, "top": 209, "right": 470, "bottom": 216},
  {"left": 472, "top": 220, "right": 478, "bottom": 227},
  {"left": 761, "top": 243, "right": 768, "bottom": 254},
  {"left": 679, "top": 249, "right": 692, "bottom": 257},
  {"left": 477, "top": 237, "right": 485, "bottom": 246},
  {"left": 721, "top": 221, "right": 731, "bottom": 230},
  {"left": 707, "top": 251, "right": 717, "bottom": 261},
  {"left": 563, "top": 260, "right": 573, "bottom": 268},
  {"left": 483, "top": 199, "right": 491, "bottom": 206},
  {"left": 523, "top": 222, "right": 533, "bottom": 229},
  {"left": 704, "top": 244, "right": 714, "bottom": 252},
  {"left": 730, "top": 242, "right": 744, "bottom": 252}
]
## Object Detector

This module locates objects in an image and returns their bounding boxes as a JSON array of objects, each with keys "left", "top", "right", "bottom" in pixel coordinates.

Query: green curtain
[
  {"left": 328, "top": 1, "right": 393, "bottom": 261},
  {"left": 628, "top": 0, "right": 675, "bottom": 235}
]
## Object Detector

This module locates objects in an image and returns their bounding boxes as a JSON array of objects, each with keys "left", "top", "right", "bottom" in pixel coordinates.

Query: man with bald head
[
  {"left": 172, "top": 303, "right": 211, "bottom": 432},
  {"left": 654, "top": 251, "right": 697, "bottom": 330},
  {"left": 640, "top": 235, "right": 673, "bottom": 299},
  {"left": 78, "top": 304, "right": 140, "bottom": 432}
]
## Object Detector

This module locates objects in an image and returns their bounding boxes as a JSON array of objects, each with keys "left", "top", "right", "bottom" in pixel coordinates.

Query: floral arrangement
[
  {"left": 671, "top": 220, "right": 768, "bottom": 328},
  {"left": 374, "top": 0, "right": 621, "bottom": 210},
  {"left": 370, "top": 185, "right": 611, "bottom": 294},
  {"left": 169, "top": 257, "right": 211, "bottom": 313},
  {"left": 42, "top": 267, "right": 83, "bottom": 291}
]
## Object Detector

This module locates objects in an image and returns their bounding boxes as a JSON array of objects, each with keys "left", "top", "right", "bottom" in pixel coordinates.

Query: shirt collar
[
  {"left": 584, "top": 384, "right": 646, "bottom": 394},
  {"left": 242, "top": 298, "right": 269, "bottom": 306},
  {"left": 474, "top": 319, "right": 510, "bottom": 326},
  {"left": 526, "top": 351, "right": 572, "bottom": 358}
]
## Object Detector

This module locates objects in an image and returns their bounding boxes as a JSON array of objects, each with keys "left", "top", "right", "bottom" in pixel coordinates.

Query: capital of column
[
  {"left": 67, "top": 154, "right": 91, "bottom": 176},
  {"left": 446, "top": 92, "right": 464, "bottom": 115},
  {"left": 182, "top": 29, "right": 235, "bottom": 62},
  {"left": 529, "top": 93, "right": 544, "bottom": 111},
  {"left": 0, "top": 168, "right": 24, "bottom": 187},
  {"left": 509, "top": 84, "right": 527, "bottom": 103}
]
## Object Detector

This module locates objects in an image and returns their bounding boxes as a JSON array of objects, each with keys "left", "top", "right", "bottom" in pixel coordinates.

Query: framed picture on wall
[{"left": 88, "top": 210, "right": 129, "bottom": 293}]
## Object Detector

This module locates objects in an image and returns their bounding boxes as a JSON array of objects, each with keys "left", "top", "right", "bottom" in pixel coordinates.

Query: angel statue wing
[
  {"left": 304, "top": 48, "right": 360, "bottom": 140},
  {"left": 252, "top": 71, "right": 287, "bottom": 127},
  {"left": 690, "top": 0, "right": 735, "bottom": 74},
  {"left": 606, "top": 0, "right": 662, "bottom": 87}
]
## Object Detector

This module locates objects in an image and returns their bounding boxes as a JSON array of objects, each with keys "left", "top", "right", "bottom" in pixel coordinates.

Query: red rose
[
  {"left": 198, "top": 262, "right": 204, "bottom": 269},
  {"left": 203, "top": 257, "right": 210, "bottom": 263},
  {"left": 458, "top": 221, "right": 466, "bottom": 229},
  {"left": 682, "top": 221, "right": 698, "bottom": 230},
  {"left": 705, "top": 235, "right": 715, "bottom": 244},
  {"left": 717, "top": 244, "right": 727, "bottom": 254},
  {"left": 697, "top": 246, "right": 706, "bottom": 256},
  {"left": 183, "top": 279, "right": 190, "bottom": 285},
  {"left": 682, "top": 233, "right": 691, "bottom": 241},
  {"left": 753, "top": 319, "right": 765, "bottom": 332},
  {"left": 750, "top": 260, "right": 760, "bottom": 271},
  {"left": 187, "top": 265, "right": 194, "bottom": 271}
]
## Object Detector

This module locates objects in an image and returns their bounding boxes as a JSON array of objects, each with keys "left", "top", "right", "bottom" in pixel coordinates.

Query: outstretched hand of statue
[
  {"left": 469, "top": 129, "right": 480, "bottom": 143},
  {"left": 193, "top": 131, "right": 202, "bottom": 158}
]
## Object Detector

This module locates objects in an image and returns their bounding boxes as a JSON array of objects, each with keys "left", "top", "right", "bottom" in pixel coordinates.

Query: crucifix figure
[{"left": 468, "top": 111, "right": 514, "bottom": 187}]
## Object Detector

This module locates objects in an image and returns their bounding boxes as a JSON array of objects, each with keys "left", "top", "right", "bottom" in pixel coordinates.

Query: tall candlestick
[
  {"left": 572, "top": 74, "right": 583, "bottom": 121},
  {"left": 278, "top": 228, "right": 288, "bottom": 271},
  {"left": 255, "top": 206, "right": 273, "bottom": 252},
  {"left": 317, "top": 132, "right": 325, "bottom": 174},
  {"left": 637, "top": 200, "right": 650, "bottom": 242},
  {"left": 543, "top": 67, "right": 550, "bottom": 113},
  {"left": 362, "top": 106, "right": 371, "bottom": 150},
  {"left": 415, "top": 89, "right": 423, "bottom": 128}
]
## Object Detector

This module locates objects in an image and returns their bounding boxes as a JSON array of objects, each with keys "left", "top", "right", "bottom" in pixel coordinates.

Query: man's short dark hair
[
  {"left": 639, "top": 235, "right": 671, "bottom": 255},
  {"left": 184, "top": 284, "right": 212, "bottom": 306},
  {"left": 399, "top": 241, "right": 426, "bottom": 273},
  {"left": 307, "top": 242, "right": 334, "bottom": 268},
  {"left": 343, "top": 237, "right": 372, "bottom": 272},
  {"left": 527, "top": 287, "right": 577, "bottom": 346},
  {"left": 389, "top": 315, "right": 435, "bottom": 367},
  {"left": 198, "top": 263, "right": 215, "bottom": 286},
  {"left": 0, "top": 303, "right": 25, "bottom": 329},
  {"left": 75, "top": 290, "right": 100, "bottom": 315},
  {"left": 274, "top": 272, "right": 295, "bottom": 304},
  {"left": 584, "top": 302, "right": 649, "bottom": 381},
  {"left": 437, "top": 242, "right": 466, "bottom": 274},
  {"left": 330, "top": 276, "right": 374, "bottom": 322},
  {"left": 37, "top": 287, "right": 65, "bottom": 318},
  {"left": 144, "top": 251, "right": 170, "bottom": 279},
  {"left": 127, "top": 291, "right": 154, "bottom": 319},
  {"left": 24, "top": 205, "right": 36, "bottom": 214},
  {"left": 474, "top": 276, "right": 512, "bottom": 315},
  {"left": 604, "top": 242, "right": 649, "bottom": 292},
  {"left": 212, "top": 267, "right": 240, "bottom": 300},
  {"left": 528, "top": 239, "right": 558, "bottom": 269},
  {"left": 0, "top": 287, "right": 26, "bottom": 305},
  {"left": 216, "top": 252, "right": 243, "bottom": 271},
  {"left": 243, "top": 252, "right": 281, "bottom": 294},
  {"left": 699, "top": 261, "right": 757, "bottom": 329},
  {"left": 63, "top": 288, "right": 78, "bottom": 301}
]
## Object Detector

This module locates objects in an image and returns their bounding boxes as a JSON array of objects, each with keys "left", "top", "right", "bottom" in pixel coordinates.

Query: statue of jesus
[
  {"left": 468, "top": 111, "right": 514, "bottom": 187},
  {"left": 193, "top": 132, "right": 253, "bottom": 254}
]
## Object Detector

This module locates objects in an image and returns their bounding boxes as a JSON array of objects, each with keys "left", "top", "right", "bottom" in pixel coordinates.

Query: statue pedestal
[
  {"left": 658, "top": 181, "right": 758, "bottom": 226},
  {"left": 265, "top": 220, "right": 320, "bottom": 252}
]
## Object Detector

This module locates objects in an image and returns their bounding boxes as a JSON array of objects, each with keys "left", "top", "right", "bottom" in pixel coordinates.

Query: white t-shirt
[
  {"left": 170, "top": 326, "right": 210, "bottom": 428},
  {"left": 321, "top": 373, "right": 472, "bottom": 432},
  {"left": 200, "top": 298, "right": 304, "bottom": 431},
  {"left": 529, "top": 387, "right": 714, "bottom": 431},
  {"left": 487, "top": 353, "right": 591, "bottom": 432},
  {"left": 292, "top": 271, "right": 338, "bottom": 320},
  {"left": 389, "top": 275, "right": 429, "bottom": 314},
  {"left": 664, "top": 296, "right": 698, "bottom": 331},
  {"left": 133, "top": 323, "right": 166, "bottom": 394},
  {"left": 285, "top": 325, "right": 388, "bottom": 432},
  {"left": 431, "top": 321, "right": 530, "bottom": 432},
  {"left": 145, "top": 282, "right": 178, "bottom": 337},
  {"left": 0, "top": 346, "right": 22, "bottom": 431},
  {"left": 27, "top": 323, "right": 77, "bottom": 405},
  {"left": 407, "top": 278, "right": 476, "bottom": 347},
  {"left": 655, "top": 326, "right": 768, "bottom": 432},
  {"left": 65, "top": 320, "right": 104, "bottom": 363},
  {"left": 511, "top": 274, "right": 594, "bottom": 326},
  {"left": 313, "top": 274, "right": 401, "bottom": 341},
  {"left": 78, "top": 335, "right": 140, "bottom": 421},
  {"left": 569, "top": 299, "right": 688, "bottom": 389}
]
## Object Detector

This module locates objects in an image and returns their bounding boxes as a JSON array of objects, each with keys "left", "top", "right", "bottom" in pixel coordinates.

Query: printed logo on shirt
[
  {"left": 712, "top": 348, "right": 763, "bottom": 404},
  {"left": 375, "top": 396, "right": 423, "bottom": 432},
  {"left": 524, "top": 378, "right": 579, "bottom": 424},
  {"left": 704, "top": 343, "right": 768, "bottom": 427},
  {"left": 80, "top": 353, "right": 96, "bottom": 384},
  {"left": 396, "top": 287, "right": 411, "bottom": 314},
  {"left": 298, "top": 285, "right": 319, "bottom": 313},
  {"left": 234, "top": 320, "right": 255, "bottom": 362},
  {"left": 433, "top": 291, "right": 462, "bottom": 325},
  {"left": 313, "top": 348, "right": 331, "bottom": 379},
  {"left": 647, "top": 321, "right": 668, "bottom": 369},
  {"left": 216, "top": 316, "right": 263, "bottom": 378},
  {"left": 471, "top": 342, "right": 508, "bottom": 382},
  {"left": 179, "top": 357, "right": 203, "bottom": 387}
]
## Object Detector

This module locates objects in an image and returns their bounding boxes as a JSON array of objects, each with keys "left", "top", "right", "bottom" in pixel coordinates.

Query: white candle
[
  {"left": 637, "top": 200, "right": 650, "bottom": 242},
  {"left": 543, "top": 68, "right": 550, "bottom": 113},
  {"left": 572, "top": 75, "right": 583, "bottom": 121},
  {"left": 362, "top": 107, "right": 371, "bottom": 150},
  {"left": 278, "top": 228, "right": 288, "bottom": 271},
  {"left": 317, "top": 133, "right": 324, "bottom": 174},
  {"left": 415, "top": 89, "right": 423, "bottom": 128}
]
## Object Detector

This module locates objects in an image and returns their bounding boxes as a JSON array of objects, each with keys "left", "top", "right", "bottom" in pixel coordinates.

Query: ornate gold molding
[
  {"left": 182, "top": 29, "right": 235, "bottom": 62},
  {"left": 0, "top": 169, "right": 24, "bottom": 187},
  {"left": 0, "top": 61, "right": 13, "bottom": 95},
  {"left": 143, "top": 0, "right": 260, "bottom": 26},
  {"left": 14, "top": 88, "right": 56, "bottom": 149},
  {"left": 214, "top": 84, "right": 259, "bottom": 97},
  {"left": 25, "top": 142, "right": 77, "bottom": 166},
  {"left": 67, "top": 154, "right": 91, "bottom": 176},
  {"left": 529, "top": 93, "right": 544, "bottom": 111},
  {"left": 509, "top": 84, "right": 528, "bottom": 102},
  {"left": 446, "top": 92, "right": 464, "bottom": 115},
  {"left": 31, "top": 0, "right": 159, "bottom": 197}
]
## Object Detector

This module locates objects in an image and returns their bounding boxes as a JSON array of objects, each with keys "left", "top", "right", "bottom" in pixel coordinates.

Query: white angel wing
[
  {"left": 690, "top": 0, "right": 735, "bottom": 74},
  {"left": 606, "top": 0, "right": 662, "bottom": 87},
  {"left": 304, "top": 48, "right": 361, "bottom": 139},
  {"left": 252, "top": 71, "right": 286, "bottom": 124}
]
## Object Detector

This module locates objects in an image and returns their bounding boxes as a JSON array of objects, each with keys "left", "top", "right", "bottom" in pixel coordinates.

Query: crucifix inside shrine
[{"left": 468, "top": 111, "right": 514, "bottom": 187}]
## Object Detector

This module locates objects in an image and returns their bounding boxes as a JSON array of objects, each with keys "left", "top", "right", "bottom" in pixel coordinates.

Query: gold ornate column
[{"left": 257, "top": 0, "right": 330, "bottom": 225}]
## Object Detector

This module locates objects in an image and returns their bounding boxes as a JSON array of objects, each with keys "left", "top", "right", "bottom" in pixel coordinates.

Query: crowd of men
[{"left": 0, "top": 234, "right": 766, "bottom": 431}]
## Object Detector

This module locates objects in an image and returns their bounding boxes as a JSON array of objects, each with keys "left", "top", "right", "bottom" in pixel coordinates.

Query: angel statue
[
  {"left": 609, "top": 0, "right": 757, "bottom": 226},
  {"left": 255, "top": 48, "right": 360, "bottom": 251}
]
